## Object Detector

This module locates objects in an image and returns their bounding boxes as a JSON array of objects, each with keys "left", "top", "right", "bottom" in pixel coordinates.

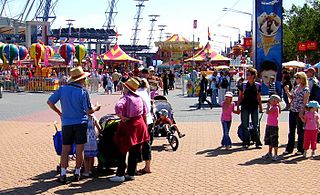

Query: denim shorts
[
  {"left": 62, "top": 123, "right": 88, "bottom": 145},
  {"left": 264, "top": 125, "right": 279, "bottom": 147}
]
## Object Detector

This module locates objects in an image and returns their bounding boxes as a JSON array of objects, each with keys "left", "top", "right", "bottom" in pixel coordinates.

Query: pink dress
[{"left": 114, "top": 94, "right": 150, "bottom": 154}]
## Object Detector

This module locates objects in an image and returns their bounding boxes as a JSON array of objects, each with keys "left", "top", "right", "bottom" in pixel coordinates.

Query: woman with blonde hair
[{"left": 283, "top": 71, "right": 310, "bottom": 155}]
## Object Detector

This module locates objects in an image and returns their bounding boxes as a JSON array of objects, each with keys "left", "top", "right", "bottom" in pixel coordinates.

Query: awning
[{"left": 100, "top": 44, "right": 142, "bottom": 63}]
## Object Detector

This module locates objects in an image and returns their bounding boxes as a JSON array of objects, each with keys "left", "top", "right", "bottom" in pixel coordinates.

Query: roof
[
  {"left": 164, "top": 34, "right": 190, "bottom": 42},
  {"left": 100, "top": 44, "right": 142, "bottom": 63},
  {"left": 184, "top": 42, "right": 231, "bottom": 62}
]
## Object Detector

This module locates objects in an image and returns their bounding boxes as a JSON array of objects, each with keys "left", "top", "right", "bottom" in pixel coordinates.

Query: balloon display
[
  {"left": 3, "top": 44, "right": 19, "bottom": 65},
  {"left": 41, "top": 46, "right": 54, "bottom": 60},
  {"left": 59, "top": 43, "right": 75, "bottom": 65},
  {"left": 0, "top": 44, "right": 6, "bottom": 65},
  {"left": 19, "top": 46, "right": 28, "bottom": 60},
  {"left": 75, "top": 45, "right": 87, "bottom": 64}
]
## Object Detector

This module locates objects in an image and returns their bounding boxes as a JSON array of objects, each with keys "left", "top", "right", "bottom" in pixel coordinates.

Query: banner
[
  {"left": 255, "top": 0, "right": 282, "bottom": 95},
  {"left": 193, "top": 20, "right": 197, "bottom": 29}
]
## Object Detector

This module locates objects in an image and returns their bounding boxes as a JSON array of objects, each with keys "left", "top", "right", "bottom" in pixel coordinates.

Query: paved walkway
[{"left": 0, "top": 90, "right": 319, "bottom": 194}]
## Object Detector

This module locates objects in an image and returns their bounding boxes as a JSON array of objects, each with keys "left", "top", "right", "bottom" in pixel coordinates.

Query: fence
[{"left": 0, "top": 76, "right": 101, "bottom": 93}]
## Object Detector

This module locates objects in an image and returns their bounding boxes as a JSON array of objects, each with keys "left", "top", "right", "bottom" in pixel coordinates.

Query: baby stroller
[
  {"left": 152, "top": 95, "right": 179, "bottom": 151},
  {"left": 97, "top": 114, "right": 121, "bottom": 173},
  {"left": 52, "top": 121, "right": 76, "bottom": 173},
  {"left": 237, "top": 112, "right": 264, "bottom": 145}
]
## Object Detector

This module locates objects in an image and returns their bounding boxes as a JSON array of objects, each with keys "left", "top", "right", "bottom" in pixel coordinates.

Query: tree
[{"left": 283, "top": 0, "right": 320, "bottom": 64}]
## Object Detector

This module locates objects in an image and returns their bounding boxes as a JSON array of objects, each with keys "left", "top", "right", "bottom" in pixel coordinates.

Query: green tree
[{"left": 283, "top": 0, "right": 320, "bottom": 64}]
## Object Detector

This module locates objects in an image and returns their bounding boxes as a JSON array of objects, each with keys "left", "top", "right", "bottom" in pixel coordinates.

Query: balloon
[
  {"left": 19, "top": 46, "right": 28, "bottom": 60},
  {"left": 75, "top": 45, "right": 87, "bottom": 64},
  {"left": 3, "top": 44, "right": 19, "bottom": 65},
  {"left": 41, "top": 46, "right": 54, "bottom": 60},
  {"left": 29, "top": 43, "right": 44, "bottom": 66},
  {"left": 59, "top": 43, "right": 75, "bottom": 65},
  {"left": 0, "top": 44, "right": 6, "bottom": 65}
]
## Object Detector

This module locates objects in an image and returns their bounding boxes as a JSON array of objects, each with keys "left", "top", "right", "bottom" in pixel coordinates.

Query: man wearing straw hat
[{"left": 47, "top": 66, "right": 101, "bottom": 184}]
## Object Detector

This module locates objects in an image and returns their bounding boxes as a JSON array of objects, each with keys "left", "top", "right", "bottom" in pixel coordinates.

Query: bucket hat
[{"left": 67, "top": 66, "right": 90, "bottom": 83}]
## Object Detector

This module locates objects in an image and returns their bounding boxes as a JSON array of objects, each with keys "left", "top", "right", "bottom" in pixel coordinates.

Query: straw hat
[
  {"left": 67, "top": 66, "right": 90, "bottom": 83},
  {"left": 122, "top": 77, "right": 140, "bottom": 95}
]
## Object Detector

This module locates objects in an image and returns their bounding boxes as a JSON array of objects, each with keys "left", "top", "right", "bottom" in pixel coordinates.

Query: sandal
[{"left": 137, "top": 169, "right": 152, "bottom": 175}]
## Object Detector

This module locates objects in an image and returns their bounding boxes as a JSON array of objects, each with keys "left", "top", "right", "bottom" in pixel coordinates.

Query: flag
[
  {"left": 193, "top": 20, "right": 197, "bottom": 29},
  {"left": 208, "top": 27, "right": 211, "bottom": 41},
  {"left": 115, "top": 31, "right": 118, "bottom": 42}
]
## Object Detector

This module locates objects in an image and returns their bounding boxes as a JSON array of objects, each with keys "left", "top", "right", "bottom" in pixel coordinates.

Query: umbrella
[
  {"left": 282, "top": 61, "right": 305, "bottom": 68},
  {"left": 313, "top": 62, "right": 320, "bottom": 69},
  {"left": 215, "top": 65, "right": 230, "bottom": 70}
]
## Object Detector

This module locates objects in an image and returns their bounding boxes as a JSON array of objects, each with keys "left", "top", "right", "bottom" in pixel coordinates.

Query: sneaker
[
  {"left": 311, "top": 151, "right": 316, "bottom": 158},
  {"left": 262, "top": 153, "right": 272, "bottom": 159},
  {"left": 283, "top": 150, "right": 292, "bottom": 155},
  {"left": 109, "top": 176, "right": 125, "bottom": 182},
  {"left": 303, "top": 151, "right": 307, "bottom": 158},
  {"left": 242, "top": 145, "right": 249, "bottom": 150},
  {"left": 295, "top": 151, "right": 303, "bottom": 155},
  {"left": 226, "top": 145, "right": 232, "bottom": 150},
  {"left": 178, "top": 133, "right": 185, "bottom": 138},
  {"left": 272, "top": 155, "right": 279, "bottom": 161},
  {"left": 57, "top": 175, "right": 68, "bottom": 184},
  {"left": 125, "top": 175, "right": 135, "bottom": 181},
  {"left": 73, "top": 174, "right": 81, "bottom": 182}
]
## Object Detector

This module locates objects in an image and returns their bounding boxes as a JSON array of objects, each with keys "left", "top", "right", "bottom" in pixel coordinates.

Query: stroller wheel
[{"left": 168, "top": 135, "right": 179, "bottom": 151}]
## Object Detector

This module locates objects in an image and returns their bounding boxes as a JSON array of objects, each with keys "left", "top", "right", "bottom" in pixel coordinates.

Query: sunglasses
[{"left": 246, "top": 73, "right": 252, "bottom": 76}]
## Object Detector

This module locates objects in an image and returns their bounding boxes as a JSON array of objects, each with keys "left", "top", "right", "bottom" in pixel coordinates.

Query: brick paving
[{"left": 0, "top": 90, "right": 319, "bottom": 194}]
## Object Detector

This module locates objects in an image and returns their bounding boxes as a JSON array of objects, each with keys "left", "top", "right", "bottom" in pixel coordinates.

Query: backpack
[
  {"left": 309, "top": 79, "right": 320, "bottom": 103},
  {"left": 220, "top": 77, "right": 229, "bottom": 89}
]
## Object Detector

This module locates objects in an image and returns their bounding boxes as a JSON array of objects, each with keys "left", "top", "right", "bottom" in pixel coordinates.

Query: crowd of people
[{"left": 46, "top": 64, "right": 320, "bottom": 185}]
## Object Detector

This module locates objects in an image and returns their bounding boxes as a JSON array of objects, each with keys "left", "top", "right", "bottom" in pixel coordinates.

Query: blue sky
[{"left": 4, "top": 0, "right": 305, "bottom": 50}]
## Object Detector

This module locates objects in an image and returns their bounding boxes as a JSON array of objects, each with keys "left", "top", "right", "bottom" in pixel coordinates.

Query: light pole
[
  {"left": 218, "top": 24, "right": 241, "bottom": 44},
  {"left": 213, "top": 34, "right": 232, "bottom": 48},
  {"left": 222, "top": 7, "right": 253, "bottom": 35}
]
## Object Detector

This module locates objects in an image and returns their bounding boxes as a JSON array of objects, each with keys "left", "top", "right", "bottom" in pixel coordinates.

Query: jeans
[
  {"left": 198, "top": 91, "right": 212, "bottom": 108},
  {"left": 286, "top": 111, "right": 304, "bottom": 153},
  {"left": 211, "top": 89, "right": 218, "bottom": 105},
  {"left": 113, "top": 81, "right": 119, "bottom": 92},
  {"left": 218, "top": 88, "right": 226, "bottom": 105},
  {"left": 116, "top": 144, "right": 141, "bottom": 176},
  {"left": 221, "top": 121, "right": 232, "bottom": 146},
  {"left": 240, "top": 107, "right": 262, "bottom": 146}
]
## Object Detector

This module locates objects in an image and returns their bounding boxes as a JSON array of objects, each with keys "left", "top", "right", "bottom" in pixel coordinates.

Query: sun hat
[
  {"left": 307, "top": 67, "right": 316, "bottom": 73},
  {"left": 121, "top": 77, "right": 140, "bottom": 95},
  {"left": 225, "top": 91, "right": 233, "bottom": 98},
  {"left": 67, "top": 66, "right": 90, "bottom": 83},
  {"left": 148, "top": 66, "right": 155, "bottom": 72},
  {"left": 159, "top": 109, "right": 168, "bottom": 117},
  {"left": 306, "top": 101, "right": 320, "bottom": 108},
  {"left": 269, "top": 94, "right": 281, "bottom": 102}
]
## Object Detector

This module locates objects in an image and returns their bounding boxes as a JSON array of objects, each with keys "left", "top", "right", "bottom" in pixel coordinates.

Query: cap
[
  {"left": 225, "top": 91, "right": 233, "bottom": 98},
  {"left": 269, "top": 94, "right": 281, "bottom": 102},
  {"left": 306, "top": 101, "right": 320, "bottom": 108},
  {"left": 159, "top": 109, "right": 168, "bottom": 117},
  {"left": 148, "top": 66, "right": 155, "bottom": 72}
]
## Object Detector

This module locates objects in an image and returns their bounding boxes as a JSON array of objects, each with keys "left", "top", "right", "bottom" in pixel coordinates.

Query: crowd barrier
[{"left": 1, "top": 77, "right": 101, "bottom": 93}]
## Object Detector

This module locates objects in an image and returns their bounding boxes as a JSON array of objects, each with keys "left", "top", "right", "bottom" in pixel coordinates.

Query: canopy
[
  {"left": 282, "top": 61, "right": 305, "bottom": 68},
  {"left": 154, "top": 34, "right": 198, "bottom": 52},
  {"left": 184, "top": 42, "right": 231, "bottom": 62},
  {"left": 100, "top": 44, "right": 142, "bottom": 63}
]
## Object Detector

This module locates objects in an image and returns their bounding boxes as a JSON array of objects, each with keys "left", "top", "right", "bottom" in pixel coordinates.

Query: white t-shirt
[{"left": 137, "top": 88, "right": 153, "bottom": 125}]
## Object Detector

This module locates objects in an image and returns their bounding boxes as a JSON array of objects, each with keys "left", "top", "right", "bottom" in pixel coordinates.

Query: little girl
[
  {"left": 221, "top": 92, "right": 239, "bottom": 149},
  {"left": 301, "top": 101, "right": 320, "bottom": 158},
  {"left": 83, "top": 114, "right": 102, "bottom": 177},
  {"left": 262, "top": 95, "right": 281, "bottom": 161}
]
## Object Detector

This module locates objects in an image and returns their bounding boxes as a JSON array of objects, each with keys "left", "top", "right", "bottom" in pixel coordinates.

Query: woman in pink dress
[{"left": 109, "top": 77, "right": 150, "bottom": 182}]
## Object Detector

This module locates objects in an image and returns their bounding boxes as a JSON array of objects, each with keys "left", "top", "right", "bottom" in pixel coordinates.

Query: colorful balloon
[
  {"left": 19, "top": 46, "right": 28, "bottom": 60},
  {"left": 3, "top": 44, "right": 19, "bottom": 65},
  {"left": 75, "top": 44, "right": 87, "bottom": 64},
  {"left": 0, "top": 44, "right": 6, "bottom": 65},
  {"left": 41, "top": 46, "right": 54, "bottom": 60},
  {"left": 59, "top": 43, "right": 75, "bottom": 65},
  {"left": 29, "top": 43, "right": 44, "bottom": 66}
]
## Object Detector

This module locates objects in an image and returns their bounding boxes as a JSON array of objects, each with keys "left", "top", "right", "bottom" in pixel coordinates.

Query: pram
[
  {"left": 52, "top": 121, "right": 76, "bottom": 173},
  {"left": 97, "top": 114, "right": 121, "bottom": 173},
  {"left": 237, "top": 112, "right": 264, "bottom": 145},
  {"left": 152, "top": 95, "right": 179, "bottom": 151}
]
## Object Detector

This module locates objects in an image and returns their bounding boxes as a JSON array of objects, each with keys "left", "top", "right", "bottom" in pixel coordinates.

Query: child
[
  {"left": 262, "top": 95, "right": 281, "bottom": 161},
  {"left": 83, "top": 114, "right": 102, "bottom": 177},
  {"left": 221, "top": 92, "right": 239, "bottom": 149},
  {"left": 301, "top": 101, "right": 320, "bottom": 158},
  {"left": 157, "top": 109, "right": 185, "bottom": 138}
]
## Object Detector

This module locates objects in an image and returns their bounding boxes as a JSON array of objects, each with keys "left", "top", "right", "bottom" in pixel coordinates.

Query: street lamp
[
  {"left": 218, "top": 24, "right": 241, "bottom": 44},
  {"left": 213, "top": 34, "right": 232, "bottom": 47},
  {"left": 222, "top": 7, "right": 253, "bottom": 35}
]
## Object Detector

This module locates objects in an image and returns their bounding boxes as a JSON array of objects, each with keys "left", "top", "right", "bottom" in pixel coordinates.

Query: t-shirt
[
  {"left": 304, "top": 111, "right": 320, "bottom": 130},
  {"left": 269, "top": 82, "right": 276, "bottom": 95},
  {"left": 137, "top": 88, "right": 153, "bottom": 125},
  {"left": 267, "top": 105, "right": 279, "bottom": 126},
  {"left": 115, "top": 94, "right": 147, "bottom": 118},
  {"left": 221, "top": 102, "right": 235, "bottom": 121},
  {"left": 158, "top": 117, "right": 173, "bottom": 126},
  {"left": 240, "top": 81, "right": 261, "bottom": 110}
]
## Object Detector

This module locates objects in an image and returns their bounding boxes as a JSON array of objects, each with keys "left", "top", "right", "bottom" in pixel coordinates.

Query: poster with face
[{"left": 255, "top": 0, "right": 282, "bottom": 95}]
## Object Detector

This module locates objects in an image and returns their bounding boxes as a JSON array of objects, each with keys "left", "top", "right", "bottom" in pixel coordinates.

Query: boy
[{"left": 157, "top": 109, "right": 185, "bottom": 138}]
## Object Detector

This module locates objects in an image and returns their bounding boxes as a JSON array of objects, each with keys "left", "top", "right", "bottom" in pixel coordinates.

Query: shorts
[
  {"left": 264, "top": 125, "right": 279, "bottom": 147},
  {"left": 62, "top": 123, "right": 88, "bottom": 145}
]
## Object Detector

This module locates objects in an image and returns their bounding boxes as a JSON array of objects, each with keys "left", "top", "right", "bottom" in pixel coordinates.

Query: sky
[{"left": 3, "top": 0, "right": 306, "bottom": 51}]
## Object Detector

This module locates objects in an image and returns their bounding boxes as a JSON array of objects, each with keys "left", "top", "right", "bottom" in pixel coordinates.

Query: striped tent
[
  {"left": 100, "top": 44, "right": 142, "bottom": 63},
  {"left": 184, "top": 42, "right": 230, "bottom": 62}
]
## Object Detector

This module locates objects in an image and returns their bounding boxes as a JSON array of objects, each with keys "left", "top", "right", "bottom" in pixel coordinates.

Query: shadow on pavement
[
  {"left": 0, "top": 170, "right": 121, "bottom": 194},
  {"left": 239, "top": 154, "right": 307, "bottom": 166},
  {"left": 196, "top": 145, "right": 260, "bottom": 157}
]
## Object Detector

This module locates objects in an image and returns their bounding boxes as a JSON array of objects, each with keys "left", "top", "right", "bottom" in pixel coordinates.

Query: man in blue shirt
[{"left": 47, "top": 66, "right": 101, "bottom": 184}]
